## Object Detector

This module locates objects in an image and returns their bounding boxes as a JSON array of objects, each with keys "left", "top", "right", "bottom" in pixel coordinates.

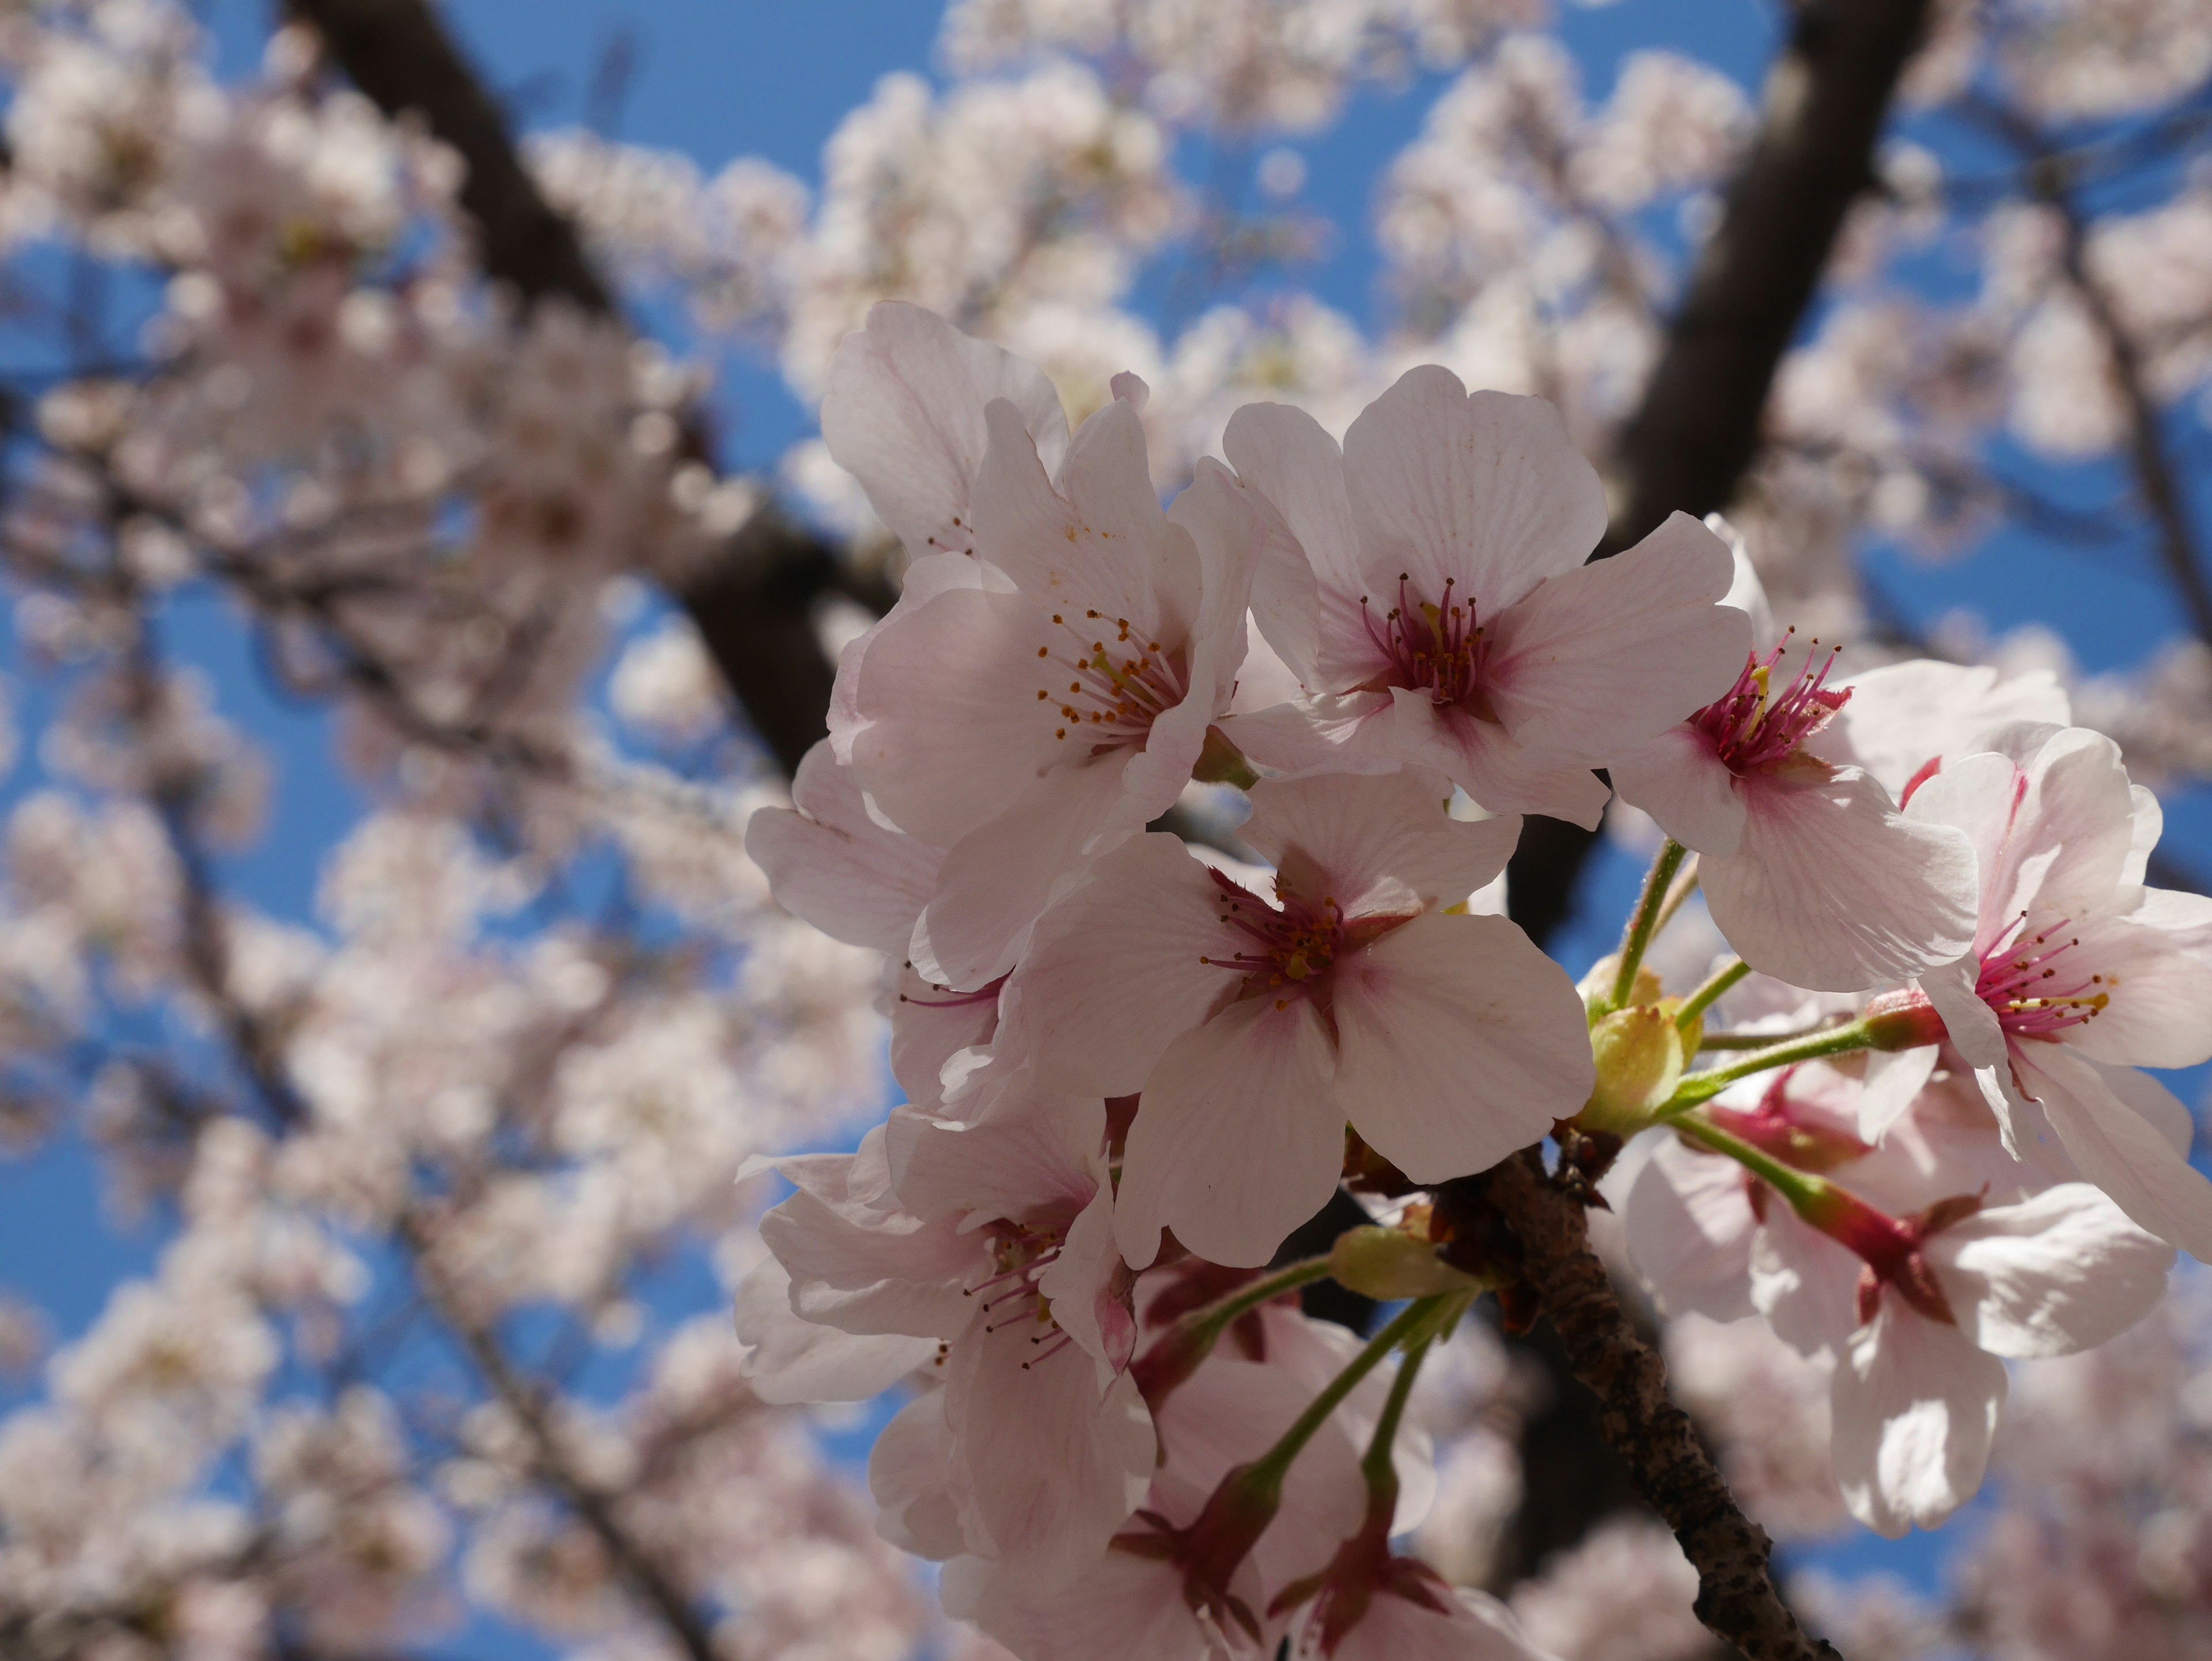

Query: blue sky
[{"left": 3, "top": 0, "right": 2208, "bottom": 1630}]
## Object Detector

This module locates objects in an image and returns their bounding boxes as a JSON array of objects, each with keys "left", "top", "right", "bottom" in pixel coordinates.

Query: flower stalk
[{"left": 1605, "top": 838, "right": 1689, "bottom": 1013}]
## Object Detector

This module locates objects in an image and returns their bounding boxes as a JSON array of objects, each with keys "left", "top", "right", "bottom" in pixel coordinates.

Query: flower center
[
  {"left": 1035, "top": 608, "right": 1187, "bottom": 749},
  {"left": 1197, "top": 865, "right": 1347, "bottom": 1000},
  {"left": 1692, "top": 634, "right": 1849, "bottom": 775},
  {"left": 1976, "top": 911, "right": 2109, "bottom": 1039},
  {"left": 967, "top": 1220, "right": 1075, "bottom": 1368},
  {"left": 1360, "top": 574, "right": 1495, "bottom": 714}
]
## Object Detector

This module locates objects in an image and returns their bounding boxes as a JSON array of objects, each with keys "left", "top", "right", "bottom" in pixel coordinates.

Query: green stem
[
  {"left": 1247, "top": 1297, "right": 1442, "bottom": 1492},
  {"left": 1199, "top": 1257, "right": 1333, "bottom": 1332},
  {"left": 1653, "top": 854, "right": 1702, "bottom": 939},
  {"left": 1358, "top": 1327, "right": 1437, "bottom": 1490},
  {"left": 1676, "top": 958, "right": 1750, "bottom": 1032},
  {"left": 1670, "top": 1108, "right": 1835, "bottom": 1217},
  {"left": 1656, "top": 1017, "right": 1878, "bottom": 1116},
  {"left": 1608, "top": 839, "right": 1688, "bottom": 1012}
]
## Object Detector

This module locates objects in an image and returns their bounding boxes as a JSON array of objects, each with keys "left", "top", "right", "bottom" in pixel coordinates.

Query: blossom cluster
[{"left": 737, "top": 304, "right": 2212, "bottom": 1656}]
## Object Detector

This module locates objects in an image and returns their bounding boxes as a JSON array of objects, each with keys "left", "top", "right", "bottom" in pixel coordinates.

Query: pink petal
[
  {"left": 1341, "top": 369, "right": 1605, "bottom": 614},
  {"left": 733, "top": 1259, "right": 938, "bottom": 1404},
  {"left": 1927, "top": 1183, "right": 2173, "bottom": 1359},
  {"left": 1240, "top": 771, "right": 1520, "bottom": 918},
  {"left": 747, "top": 739, "right": 945, "bottom": 955},
  {"left": 1222, "top": 399, "right": 1374, "bottom": 688},
  {"left": 1812, "top": 660, "right": 2070, "bottom": 801},
  {"left": 869, "top": 1390, "right": 968, "bottom": 1559},
  {"left": 1014, "top": 833, "right": 1242, "bottom": 1097},
  {"left": 1831, "top": 1302, "right": 2006, "bottom": 1538},
  {"left": 1222, "top": 690, "right": 1400, "bottom": 778},
  {"left": 820, "top": 301, "right": 1069, "bottom": 559},
  {"left": 1608, "top": 724, "right": 1746, "bottom": 858},
  {"left": 1748, "top": 1208, "right": 1861, "bottom": 1365},
  {"left": 1857, "top": 1045, "right": 1940, "bottom": 1144},
  {"left": 2018, "top": 1041, "right": 2212, "bottom": 1262},
  {"left": 1703, "top": 769, "right": 1978, "bottom": 993},
  {"left": 1385, "top": 688, "right": 1611, "bottom": 827},
  {"left": 1486, "top": 512, "right": 1748, "bottom": 760},
  {"left": 1624, "top": 1135, "right": 1758, "bottom": 1322},
  {"left": 1114, "top": 994, "right": 1346, "bottom": 1269},
  {"left": 1330, "top": 912, "right": 1589, "bottom": 1184}
]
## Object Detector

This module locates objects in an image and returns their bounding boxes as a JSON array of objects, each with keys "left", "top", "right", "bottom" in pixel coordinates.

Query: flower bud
[
  {"left": 1577, "top": 954, "right": 1663, "bottom": 1019},
  {"left": 1328, "top": 1225, "right": 1487, "bottom": 1300},
  {"left": 1578, "top": 1004, "right": 1686, "bottom": 1134}
]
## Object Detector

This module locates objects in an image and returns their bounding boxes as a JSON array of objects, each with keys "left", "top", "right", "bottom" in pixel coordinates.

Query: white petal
[
  {"left": 734, "top": 1259, "right": 936, "bottom": 1404},
  {"left": 967, "top": 1545, "right": 1229, "bottom": 1661},
  {"left": 1748, "top": 1208, "right": 1862, "bottom": 1365},
  {"left": 1608, "top": 724, "right": 1745, "bottom": 858},
  {"left": 1222, "top": 690, "right": 1400, "bottom": 778},
  {"left": 1222, "top": 399, "right": 1366, "bottom": 688},
  {"left": 1013, "top": 833, "right": 1241, "bottom": 1096},
  {"left": 1385, "top": 688, "right": 1612, "bottom": 827},
  {"left": 910, "top": 750, "right": 1140, "bottom": 989},
  {"left": 2018, "top": 1042, "right": 2212, "bottom": 1262},
  {"left": 1487, "top": 512, "right": 1748, "bottom": 760},
  {"left": 1341, "top": 369, "right": 1605, "bottom": 613},
  {"left": 1997, "top": 726, "right": 2139, "bottom": 924},
  {"left": 820, "top": 301, "right": 1068, "bottom": 559},
  {"left": 1241, "top": 771, "right": 1520, "bottom": 917},
  {"left": 1114, "top": 993, "right": 1346, "bottom": 1269},
  {"left": 1624, "top": 1134, "right": 1758, "bottom": 1322},
  {"left": 1331, "top": 911, "right": 1590, "bottom": 1184},
  {"left": 1813, "top": 660, "right": 2070, "bottom": 801},
  {"left": 1927, "top": 1184, "right": 2173, "bottom": 1359},
  {"left": 1858, "top": 1045, "right": 1940, "bottom": 1144},
  {"left": 944, "top": 1318, "right": 1155, "bottom": 1587},
  {"left": 1330, "top": 1586, "right": 1560, "bottom": 1661},
  {"left": 869, "top": 1390, "right": 968, "bottom": 1558},
  {"left": 746, "top": 739, "right": 945, "bottom": 954},
  {"left": 1831, "top": 1302, "right": 2006, "bottom": 1538},
  {"left": 1703, "top": 768, "right": 1978, "bottom": 993},
  {"left": 757, "top": 1177, "right": 978, "bottom": 1339}
]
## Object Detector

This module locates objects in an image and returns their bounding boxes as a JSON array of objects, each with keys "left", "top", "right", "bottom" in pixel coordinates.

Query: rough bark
[
  {"left": 286, "top": 0, "right": 851, "bottom": 778},
  {"left": 1483, "top": 1151, "right": 1840, "bottom": 1661}
]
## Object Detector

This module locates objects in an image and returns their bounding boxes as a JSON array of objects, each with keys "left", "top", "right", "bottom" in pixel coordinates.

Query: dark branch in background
[
  {"left": 285, "top": 0, "right": 855, "bottom": 778},
  {"left": 1494, "top": 0, "right": 1938, "bottom": 1588},
  {"left": 1475, "top": 1152, "right": 1842, "bottom": 1661},
  {"left": 1968, "top": 96, "right": 2212, "bottom": 648}
]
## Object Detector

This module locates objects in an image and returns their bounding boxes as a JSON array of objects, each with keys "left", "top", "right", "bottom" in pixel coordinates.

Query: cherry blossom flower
[
  {"left": 825, "top": 309, "right": 1258, "bottom": 988},
  {"left": 1013, "top": 769, "right": 1590, "bottom": 1267},
  {"left": 1627, "top": 1064, "right": 2174, "bottom": 1535},
  {"left": 1610, "top": 644, "right": 1980, "bottom": 992},
  {"left": 735, "top": 1099, "right": 1152, "bottom": 1588},
  {"left": 1216, "top": 366, "right": 1749, "bottom": 824},
  {"left": 1904, "top": 722, "right": 2212, "bottom": 1261}
]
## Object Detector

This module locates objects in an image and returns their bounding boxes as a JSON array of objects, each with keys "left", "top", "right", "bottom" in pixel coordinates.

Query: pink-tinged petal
[
  {"left": 1240, "top": 771, "right": 1520, "bottom": 918},
  {"left": 1222, "top": 400, "right": 1376, "bottom": 690},
  {"left": 869, "top": 1390, "right": 968, "bottom": 1560},
  {"left": 888, "top": 1096, "right": 1104, "bottom": 1229},
  {"left": 1222, "top": 690, "right": 1400, "bottom": 778},
  {"left": 2080, "top": 1055, "right": 2195, "bottom": 1157},
  {"left": 1014, "top": 833, "right": 1242, "bottom": 1096},
  {"left": 1811, "top": 660, "right": 2070, "bottom": 800},
  {"left": 1748, "top": 1208, "right": 1862, "bottom": 1365},
  {"left": 1325, "top": 1586, "right": 1560, "bottom": 1661},
  {"left": 1996, "top": 726, "right": 2138, "bottom": 924},
  {"left": 1702, "top": 769, "right": 1978, "bottom": 993},
  {"left": 1709, "top": 513, "right": 1777, "bottom": 641},
  {"left": 1927, "top": 1184, "right": 2173, "bottom": 1359},
  {"left": 826, "top": 549, "right": 994, "bottom": 766},
  {"left": 2062, "top": 916, "right": 2212, "bottom": 1069},
  {"left": 1904, "top": 751, "right": 2022, "bottom": 945},
  {"left": 1114, "top": 994, "right": 1346, "bottom": 1270},
  {"left": 1041, "top": 1178, "right": 1136, "bottom": 1373},
  {"left": 820, "top": 301, "right": 1069, "bottom": 559},
  {"left": 1608, "top": 724, "right": 1746, "bottom": 858},
  {"left": 848, "top": 585, "right": 1060, "bottom": 846},
  {"left": 1919, "top": 953, "right": 2007, "bottom": 1072},
  {"left": 1331, "top": 911, "right": 1589, "bottom": 1185},
  {"left": 1340, "top": 370, "right": 1605, "bottom": 613},
  {"left": 967, "top": 1545, "right": 1236, "bottom": 1661},
  {"left": 1385, "top": 688, "right": 1611, "bottom": 827},
  {"left": 1229, "top": 619, "right": 1307, "bottom": 713},
  {"left": 2017, "top": 1042, "right": 2212, "bottom": 1263},
  {"left": 969, "top": 400, "right": 1183, "bottom": 640},
  {"left": 1858, "top": 1045, "right": 1940, "bottom": 1144},
  {"left": 910, "top": 748, "right": 1140, "bottom": 989},
  {"left": 889, "top": 965, "right": 1001, "bottom": 1113},
  {"left": 757, "top": 1176, "right": 978, "bottom": 1339},
  {"left": 1486, "top": 513, "right": 1748, "bottom": 759},
  {"left": 942, "top": 1317, "right": 1154, "bottom": 1586},
  {"left": 747, "top": 739, "right": 944, "bottom": 954},
  {"left": 1831, "top": 1303, "right": 2006, "bottom": 1538},
  {"left": 733, "top": 1259, "right": 937, "bottom": 1404},
  {"left": 1624, "top": 1135, "right": 1758, "bottom": 1322}
]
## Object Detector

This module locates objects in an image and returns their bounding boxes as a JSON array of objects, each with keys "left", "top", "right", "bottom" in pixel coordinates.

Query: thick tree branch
[
  {"left": 1479, "top": 1150, "right": 1840, "bottom": 1661},
  {"left": 286, "top": 0, "right": 853, "bottom": 777}
]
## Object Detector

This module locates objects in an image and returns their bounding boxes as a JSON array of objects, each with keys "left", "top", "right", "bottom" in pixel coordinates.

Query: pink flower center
[
  {"left": 1035, "top": 608, "right": 1187, "bottom": 749},
  {"left": 1977, "top": 911, "right": 2109, "bottom": 1039},
  {"left": 1198, "top": 864, "right": 1350, "bottom": 998},
  {"left": 1360, "top": 574, "right": 1497, "bottom": 716},
  {"left": 967, "top": 1219, "right": 1077, "bottom": 1369},
  {"left": 1691, "top": 635, "right": 1849, "bottom": 775}
]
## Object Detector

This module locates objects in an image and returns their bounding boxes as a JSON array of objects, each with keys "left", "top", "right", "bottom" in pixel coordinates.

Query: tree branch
[
  {"left": 285, "top": 0, "right": 856, "bottom": 777},
  {"left": 1479, "top": 1149, "right": 1840, "bottom": 1661}
]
